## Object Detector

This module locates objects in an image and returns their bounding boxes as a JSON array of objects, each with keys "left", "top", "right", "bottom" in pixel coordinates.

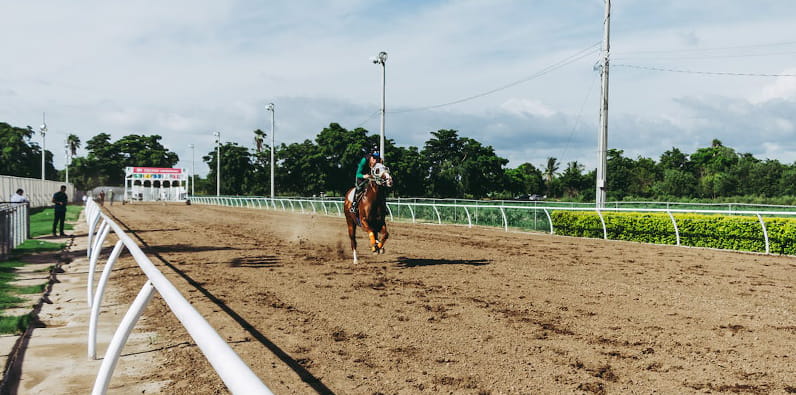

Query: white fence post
[
  {"left": 596, "top": 210, "right": 608, "bottom": 240},
  {"left": 667, "top": 210, "right": 681, "bottom": 246},
  {"left": 87, "top": 221, "right": 111, "bottom": 309},
  {"left": 92, "top": 281, "right": 157, "bottom": 394},
  {"left": 88, "top": 239, "right": 125, "bottom": 359},
  {"left": 757, "top": 213, "right": 770, "bottom": 254}
]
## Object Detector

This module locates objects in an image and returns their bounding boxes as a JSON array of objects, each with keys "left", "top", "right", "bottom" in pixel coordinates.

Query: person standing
[
  {"left": 52, "top": 185, "right": 68, "bottom": 237},
  {"left": 9, "top": 189, "right": 29, "bottom": 203}
]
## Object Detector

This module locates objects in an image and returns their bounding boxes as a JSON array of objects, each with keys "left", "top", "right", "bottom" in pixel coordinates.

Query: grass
[
  {"left": 11, "top": 240, "right": 65, "bottom": 254},
  {"left": 0, "top": 206, "right": 80, "bottom": 334},
  {"left": 29, "top": 206, "right": 84, "bottom": 237},
  {"left": 0, "top": 313, "right": 33, "bottom": 335}
]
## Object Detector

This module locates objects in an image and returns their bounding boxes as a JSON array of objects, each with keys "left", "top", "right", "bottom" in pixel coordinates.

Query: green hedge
[{"left": 551, "top": 211, "right": 796, "bottom": 255}]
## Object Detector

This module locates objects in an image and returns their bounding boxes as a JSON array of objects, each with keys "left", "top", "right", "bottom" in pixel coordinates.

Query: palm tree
[
  {"left": 544, "top": 157, "right": 559, "bottom": 195},
  {"left": 253, "top": 129, "right": 266, "bottom": 154},
  {"left": 67, "top": 134, "right": 81, "bottom": 157}
]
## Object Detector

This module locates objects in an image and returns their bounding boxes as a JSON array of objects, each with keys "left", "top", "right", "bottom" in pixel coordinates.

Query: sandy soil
[{"left": 103, "top": 203, "right": 795, "bottom": 394}]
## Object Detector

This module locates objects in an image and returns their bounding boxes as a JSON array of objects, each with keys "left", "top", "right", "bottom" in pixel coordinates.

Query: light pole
[
  {"left": 372, "top": 51, "right": 387, "bottom": 162},
  {"left": 266, "top": 103, "right": 275, "bottom": 201},
  {"left": 188, "top": 144, "right": 195, "bottom": 196},
  {"left": 213, "top": 132, "right": 221, "bottom": 196},
  {"left": 39, "top": 113, "right": 47, "bottom": 181},
  {"left": 64, "top": 140, "right": 70, "bottom": 184}
]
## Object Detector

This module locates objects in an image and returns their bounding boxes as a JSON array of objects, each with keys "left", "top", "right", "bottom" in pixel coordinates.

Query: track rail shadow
[{"left": 106, "top": 212, "right": 334, "bottom": 395}]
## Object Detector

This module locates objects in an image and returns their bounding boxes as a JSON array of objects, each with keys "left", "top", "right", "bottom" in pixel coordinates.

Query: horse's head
[{"left": 371, "top": 163, "right": 393, "bottom": 188}]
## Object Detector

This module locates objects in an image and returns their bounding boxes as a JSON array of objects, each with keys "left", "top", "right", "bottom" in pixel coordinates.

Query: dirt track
[{"left": 105, "top": 203, "right": 795, "bottom": 394}]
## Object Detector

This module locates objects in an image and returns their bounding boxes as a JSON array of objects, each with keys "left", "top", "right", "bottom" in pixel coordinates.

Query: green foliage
[
  {"left": 69, "top": 133, "right": 179, "bottom": 190},
  {"left": 551, "top": 211, "right": 796, "bottom": 255},
  {"left": 0, "top": 122, "right": 57, "bottom": 179},
  {"left": 0, "top": 314, "right": 33, "bottom": 335}
]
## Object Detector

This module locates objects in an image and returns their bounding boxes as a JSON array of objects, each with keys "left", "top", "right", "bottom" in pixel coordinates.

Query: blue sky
[{"left": 2, "top": 0, "right": 796, "bottom": 176}]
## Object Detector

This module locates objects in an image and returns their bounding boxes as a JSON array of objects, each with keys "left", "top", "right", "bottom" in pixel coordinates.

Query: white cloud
[
  {"left": 753, "top": 69, "right": 796, "bottom": 103},
  {"left": 2, "top": 0, "right": 796, "bottom": 175},
  {"left": 500, "top": 98, "right": 556, "bottom": 118}
]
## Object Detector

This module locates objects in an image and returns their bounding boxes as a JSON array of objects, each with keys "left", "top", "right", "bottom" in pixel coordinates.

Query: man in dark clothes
[{"left": 52, "top": 185, "right": 68, "bottom": 237}]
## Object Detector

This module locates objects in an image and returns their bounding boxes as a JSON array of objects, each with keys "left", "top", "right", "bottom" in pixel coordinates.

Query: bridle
[{"left": 370, "top": 163, "right": 393, "bottom": 187}]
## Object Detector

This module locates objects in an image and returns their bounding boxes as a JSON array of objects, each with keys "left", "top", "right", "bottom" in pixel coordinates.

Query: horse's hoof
[{"left": 378, "top": 248, "right": 385, "bottom": 254}]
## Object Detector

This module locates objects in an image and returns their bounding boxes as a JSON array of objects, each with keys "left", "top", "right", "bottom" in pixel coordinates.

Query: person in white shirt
[{"left": 9, "top": 189, "right": 28, "bottom": 203}]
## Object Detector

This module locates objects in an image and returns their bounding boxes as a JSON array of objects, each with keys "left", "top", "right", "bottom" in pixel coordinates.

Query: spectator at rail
[
  {"left": 108, "top": 189, "right": 114, "bottom": 206},
  {"left": 9, "top": 188, "right": 29, "bottom": 203},
  {"left": 98, "top": 190, "right": 105, "bottom": 206},
  {"left": 52, "top": 185, "right": 68, "bottom": 237},
  {"left": 350, "top": 149, "right": 381, "bottom": 213}
]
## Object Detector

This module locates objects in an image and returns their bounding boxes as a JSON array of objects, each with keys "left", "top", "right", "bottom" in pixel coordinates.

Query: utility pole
[
  {"left": 40, "top": 113, "right": 47, "bottom": 181},
  {"left": 188, "top": 144, "right": 195, "bottom": 196},
  {"left": 596, "top": 0, "right": 611, "bottom": 208},
  {"left": 266, "top": 103, "right": 275, "bottom": 201},
  {"left": 64, "top": 140, "right": 70, "bottom": 184},
  {"left": 213, "top": 132, "right": 221, "bottom": 196}
]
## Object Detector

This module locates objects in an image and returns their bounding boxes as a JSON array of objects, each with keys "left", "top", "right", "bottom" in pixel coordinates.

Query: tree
[
  {"left": 67, "top": 134, "right": 81, "bottom": 157},
  {"left": 559, "top": 161, "right": 587, "bottom": 199},
  {"left": 70, "top": 133, "right": 179, "bottom": 190},
  {"left": 275, "top": 140, "right": 325, "bottom": 196},
  {"left": 204, "top": 142, "right": 252, "bottom": 196},
  {"left": 652, "top": 169, "right": 697, "bottom": 197},
  {"left": 0, "top": 122, "right": 49, "bottom": 178},
  {"left": 543, "top": 157, "right": 559, "bottom": 196},
  {"left": 315, "top": 123, "right": 371, "bottom": 195},
  {"left": 386, "top": 145, "right": 427, "bottom": 197},
  {"left": 421, "top": 129, "right": 508, "bottom": 198},
  {"left": 504, "top": 162, "right": 544, "bottom": 197}
]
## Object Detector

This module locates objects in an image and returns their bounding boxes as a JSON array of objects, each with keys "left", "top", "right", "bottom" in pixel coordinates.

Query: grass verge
[
  {"left": 29, "top": 206, "right": 84, "bottom": 237},
  {"left": 0, "top": 313, "right": 33, "bottom": 335}
]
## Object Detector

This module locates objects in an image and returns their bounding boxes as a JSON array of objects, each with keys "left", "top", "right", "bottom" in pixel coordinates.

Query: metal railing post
[
  {"left": 756, "top": 213, "right": 770, "bottom": 254},
  {"left": 92, "top": 281, "right": 156, "bottom": 394},
  {"left": 88, "top": 240, "right": 126, "bottom": 359}
]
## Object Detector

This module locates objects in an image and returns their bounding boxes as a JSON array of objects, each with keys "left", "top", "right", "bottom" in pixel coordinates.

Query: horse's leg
[
  {"left": 367, "top": 230, "right": 379, "bottom": 254},
  {"left": 359, "top": 218, "right": 378, "bottom": 254},
  {"left": 376, "top": 223, "right": 389, "bottom": 254},
  {"left": 345, "top": 211, "right": 358, "bottom": 264}
]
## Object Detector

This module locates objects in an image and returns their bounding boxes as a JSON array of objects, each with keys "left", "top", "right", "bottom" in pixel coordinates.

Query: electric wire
[
  {"left": 613, "top": 63, "right": 796, "bottom": 77},
  {"left": 389, "top": 41, "right": 602, "bottom": 114},
  {"left": 353, "top": 109, "right": 381, "bottom": 130},
  {"left": 559, "top": 72, "right": 599, "bottom": 163}
]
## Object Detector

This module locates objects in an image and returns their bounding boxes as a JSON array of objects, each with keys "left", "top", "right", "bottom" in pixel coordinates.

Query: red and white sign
[{"left": 130, "top": 167, "right": 182, "bottom": 174}]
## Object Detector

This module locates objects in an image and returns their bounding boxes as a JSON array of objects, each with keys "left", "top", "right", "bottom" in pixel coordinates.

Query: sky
[{"left": 2, "top": 0, "right": 796, "bottom": 177}]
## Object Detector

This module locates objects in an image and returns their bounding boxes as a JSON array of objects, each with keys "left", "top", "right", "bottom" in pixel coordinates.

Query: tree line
[{"left": 3, "top": 121, "right": 796, "bottom": 203}]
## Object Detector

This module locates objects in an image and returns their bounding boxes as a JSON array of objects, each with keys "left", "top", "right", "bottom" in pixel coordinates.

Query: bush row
[{"left": 550, "top": 211, "right": 796, "bottom": 255}]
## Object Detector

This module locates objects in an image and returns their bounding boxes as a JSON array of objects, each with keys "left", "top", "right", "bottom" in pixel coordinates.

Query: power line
[
  {"left": 614, "top": 63, "right": 796, "bottom": 77},
  {"left": 559, "top": 73, "right": 599, "bottom": 162},
  {"left": 353, "top": 109, "right": 380, "bottom": 129},
  {"left": 613, "top": 49, "right": 796, "bottom": 62},
  {"left": 615, "top": 39, "right": 796, "bottom": 55},
  {"left": 389, "top": 41, "right": 602, "bottom": 114}
]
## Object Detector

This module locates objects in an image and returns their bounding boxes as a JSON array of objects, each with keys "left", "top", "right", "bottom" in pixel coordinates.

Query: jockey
[{"left": 350, "top": 150, "right": 381, "bottom": 213}]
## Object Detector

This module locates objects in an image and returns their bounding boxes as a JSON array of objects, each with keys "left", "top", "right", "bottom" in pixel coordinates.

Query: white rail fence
[
  {"left": 191, "top": 196, "right": 796, "bottom": 255},
  {"left": 0, "top": 203, "right": 29, "bottom": 260},
  {"left": 84, "top": 199, "right": 272, "bottom": 394}
]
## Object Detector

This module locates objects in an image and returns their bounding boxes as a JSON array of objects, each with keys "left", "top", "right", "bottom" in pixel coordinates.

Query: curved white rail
[{"left": 83, "top": 199, "right": 272, "bottom": 394}]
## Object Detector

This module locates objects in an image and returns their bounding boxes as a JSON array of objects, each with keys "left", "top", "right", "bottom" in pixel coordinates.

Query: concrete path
[{"left": 0, "top": 212, "right": 164, "bottom": 394}]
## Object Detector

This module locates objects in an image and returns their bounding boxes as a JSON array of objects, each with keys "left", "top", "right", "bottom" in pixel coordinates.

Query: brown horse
[{"left": 344, "top": 163, "right": 393, "bottom": 263}]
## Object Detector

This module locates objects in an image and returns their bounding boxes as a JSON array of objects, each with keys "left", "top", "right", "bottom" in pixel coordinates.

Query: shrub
[{"left": 550, "top": 211, "right": 796, "bottom": 255}]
